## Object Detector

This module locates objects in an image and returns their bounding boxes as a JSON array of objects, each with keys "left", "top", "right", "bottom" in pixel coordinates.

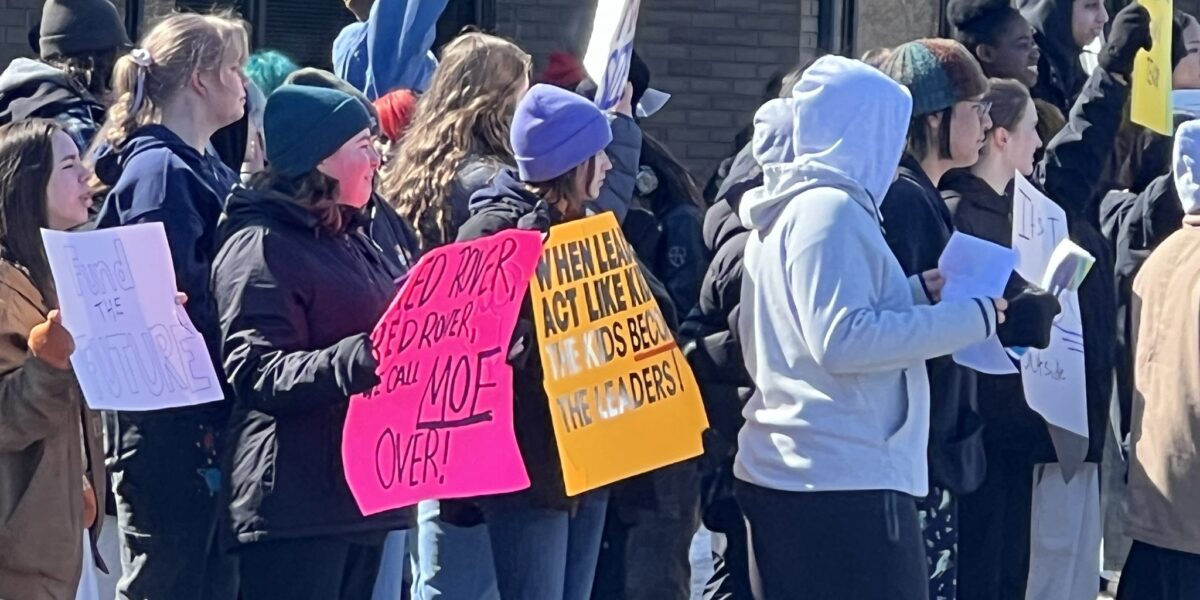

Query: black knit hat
[{"left": 39, "top": 0, "right": 130, "bottom": 59}]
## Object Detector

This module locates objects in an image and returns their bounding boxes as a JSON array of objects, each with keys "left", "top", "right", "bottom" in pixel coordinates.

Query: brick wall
[
  {"left": 496, "top": 0, "right": 817, "bottom": 183},
  {"left": 0, "top": 0, "right": 48, "bottom": 68}
]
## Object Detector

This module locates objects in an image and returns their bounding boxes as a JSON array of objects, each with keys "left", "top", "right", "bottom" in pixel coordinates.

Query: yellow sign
[
  {"left": 1132, "top": 0, "right": 1174, "bottom": 135},
  {"left": 531, "top": 212, "right": 707, "bottom": 495}
]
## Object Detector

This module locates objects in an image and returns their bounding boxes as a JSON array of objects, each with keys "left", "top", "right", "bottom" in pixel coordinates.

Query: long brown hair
[
  {"left": 0, "top": 120, "right": 66, "bottom": 306},
  {"left": 248, "top": 168, "right": 358, "bottom": 236},
  {"left": 93, "top": 12, "right": 248, "bottom": 156},
  {"left": 380, "top": 32, "right": 531, "bottom": 248}
]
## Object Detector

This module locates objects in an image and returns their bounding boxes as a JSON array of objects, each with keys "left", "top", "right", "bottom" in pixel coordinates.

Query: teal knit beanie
[
  {"left": 882, "top": 39, "right": 988, "bottom": 117},
  {"left": 265, "top": 85, "right": 372, "bottom": 178}
]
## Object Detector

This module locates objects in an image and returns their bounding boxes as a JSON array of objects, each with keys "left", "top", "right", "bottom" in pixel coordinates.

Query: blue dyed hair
[{"left": 245, "top": 49, "right": 299, "bottom": 96}]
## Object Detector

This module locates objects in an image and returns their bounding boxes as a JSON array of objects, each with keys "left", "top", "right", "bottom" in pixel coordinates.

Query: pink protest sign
[{"left": 343, "top": 229, "right": 542, "bottom": 515}]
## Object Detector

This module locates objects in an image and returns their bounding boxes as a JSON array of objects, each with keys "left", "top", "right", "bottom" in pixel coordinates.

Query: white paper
[
  {"left": 636, "top": 88, "right": 671, "bottom": 118},
  {"left": 939, "top": 232, "right": 1018, "bottom": 375},
  {"left": 41, "top": 223, "right": 224, "bottom": 411},
  {"left": 1010, "top": 174, "right": 1091, "bottom": 440},
  {"left": 583, "top": 0, "right": 642, "bottom": 110}
]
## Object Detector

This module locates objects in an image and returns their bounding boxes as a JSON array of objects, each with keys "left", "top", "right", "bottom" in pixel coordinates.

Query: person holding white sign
[
  {"left": 0, "top": 119, "right": 105, "bottom": 600},
  {"left": 90, "top": 13, "right": 249, "bottom": 600},
  {"left": 734, "top": 55, "right": 1006, "bottom": 600}
]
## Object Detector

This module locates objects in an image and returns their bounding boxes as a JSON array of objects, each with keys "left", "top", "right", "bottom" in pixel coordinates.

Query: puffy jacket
[
  {"left": 94, "top": 125, "right": 240, "bottom": 531},
  {"left": 212, "top": 186, "right": 413, "bottom": 544},
  {"left": 0, "top": 259, "right": 106, "bottom": 600},
  {"left": 457, "top": 169, "right": 677, "bottom": 511},
  {"left": 0, "top": 58, "right": 105, "bottom": 151}
]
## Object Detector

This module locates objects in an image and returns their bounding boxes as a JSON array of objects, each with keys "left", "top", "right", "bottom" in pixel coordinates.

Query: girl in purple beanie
[{"left": 454, "top": 83, "right": 675, "bottom": 600}]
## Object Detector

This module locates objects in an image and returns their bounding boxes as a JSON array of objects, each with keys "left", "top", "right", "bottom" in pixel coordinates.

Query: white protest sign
[
  {"left": 1010, "top": 174, "right": 1090, "bottom": 456},
  {"left": 939, "top": 232, "right": 1018, "bottom": 375},
  {"left": 41, "top": 223, "right": 224, "bottom": 411},
  {"left": 584, "top": 0, "right": 641, "bottom": 111}
]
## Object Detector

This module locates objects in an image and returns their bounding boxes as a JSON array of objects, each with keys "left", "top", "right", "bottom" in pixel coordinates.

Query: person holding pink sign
[{"left": 211, "top": 85, "right": 413, "bottom": 599}]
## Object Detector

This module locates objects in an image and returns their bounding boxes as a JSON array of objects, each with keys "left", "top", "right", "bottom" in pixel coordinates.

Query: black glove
[
  {"left": 1098, "top": 3, "right": 1153, "bottom": 79},
  {"left": 516, "top": 200, "right": 552, "bottom": 232},
  {"left": 997, "top": 288, "right": 1062, "bottom": 349}
]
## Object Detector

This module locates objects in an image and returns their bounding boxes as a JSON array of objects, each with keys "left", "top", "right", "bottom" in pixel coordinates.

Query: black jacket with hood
[
  {"left": 881, "top": 154, "right": 986, "bottom": 495},
  {"left": 0, "top": 58, "right": 105, "bottom": 151},
  {"left": 457, "top": 170, "right": 678, "bottom": 512},
  {"left": 1023, "top": 0, "right": 1091, "bottom": 117},
  {"left": 942, "top": 66, "right": 1130, "bottom": 465},
  {"left": 94, "top": 124, "right": 241, "bottom": 530},
  {"left": 941, "top": 171, "right": 1059, "bottom": 463},
  {"left": 212, "top": 185, "right": 413, "bottom": 544}
]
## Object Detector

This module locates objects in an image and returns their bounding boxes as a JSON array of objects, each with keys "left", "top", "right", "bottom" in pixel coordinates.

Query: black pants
[
  {"left": 735, "top": 480, "right": 928, "bottom": 600},
  {"left": 958, "top": 442, "right": 1036, "bottom": 600},
  {"left": 238, "top": 537, "right": 384, "bottom": 600},
  {"left": 1117, "top": 540, "right": 1200, "bottom": 600}
]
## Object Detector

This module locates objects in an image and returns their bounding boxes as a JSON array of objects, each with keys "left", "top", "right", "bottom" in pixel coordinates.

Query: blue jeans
[
  {"left": 409, "top": 501, "right": 499, "bottom": 600},
  {"left": 480, "top": 490, "right": 609, "bottom": 600}
]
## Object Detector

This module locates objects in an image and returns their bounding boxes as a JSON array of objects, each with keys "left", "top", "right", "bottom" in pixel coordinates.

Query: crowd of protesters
[{"left": 1, "top": 0, "right": 1200, "bottom": 599}]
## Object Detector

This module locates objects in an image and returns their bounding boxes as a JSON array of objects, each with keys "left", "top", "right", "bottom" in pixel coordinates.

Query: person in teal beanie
[{"left": 212, "top": 83, "right": 413, "bottom": 599}]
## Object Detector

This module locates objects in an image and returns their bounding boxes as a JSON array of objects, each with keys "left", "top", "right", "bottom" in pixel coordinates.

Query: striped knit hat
[{"left": 882, "top": 39, "right": 988, "bottom": 117}]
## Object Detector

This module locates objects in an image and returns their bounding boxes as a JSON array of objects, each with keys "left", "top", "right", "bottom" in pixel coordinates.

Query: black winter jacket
[
  {"left": 1031, "top": 67, "right": 1129, "bottom": 463},
  {"left": 941, "top": 171, "right": 1058, "bottom": 463},
  {"left": 457, "top": 170, "right": 677, "bottom": 511},
  {"left": 881, "top": 154, "right": 986, "bottom": 495},
  {"left": 212, "top": 186, "right": 413, "bottom": 544}
]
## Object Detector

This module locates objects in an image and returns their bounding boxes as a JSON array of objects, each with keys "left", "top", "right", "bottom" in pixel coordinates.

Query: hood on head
[
  {"left": 752, "top": 98, "right": 795, "bottom": 167},
  {"left": 739, "top": 56, "right": 912, "bottom": 232},
  {"left": 1020, "top": 0, "right": 1079, "bottom": 59},
  {"left": 1173, "top": 120, "right": 1200, "bottom": 214}
]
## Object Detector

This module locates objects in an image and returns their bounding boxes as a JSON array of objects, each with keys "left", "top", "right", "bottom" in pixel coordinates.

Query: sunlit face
[
  {"left": 997, "top": 98, "right": 1043, "bottom": 177},
  {"left": 979, "top": 15, "right": 1041, "bottom": 88},
  {"left": 197, "top": 47, "right": 248, "bottom": 129},
  {"left": 556, "top": 152, "right": 613, "bottom": 221},
  {"left": 318, "top": 129, "right": 381, "bottom": 209},
  {"left": 45, "top": 130, "right": 92, "bottom": 231},
  {"left": 1071, "top": 0, "right": 1109, "bottom": 48},
  {"left": 941, "top": 97, "right": 993, "bottom": 168}
]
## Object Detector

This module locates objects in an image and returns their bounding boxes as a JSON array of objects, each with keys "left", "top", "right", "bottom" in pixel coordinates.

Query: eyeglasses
[{"left": 971, "top": 101, "right": 993, "bottom": 120}]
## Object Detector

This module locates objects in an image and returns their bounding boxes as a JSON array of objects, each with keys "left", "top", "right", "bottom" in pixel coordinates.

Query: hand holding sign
[
  {"left": 342, "top": 230, "right": 543, "bottom": 516},
  {"left": 531, "top": 212, "right": 707, "bottom": 495},
  {"left": 584, "top": 0, "right": 642, "bottom": 111},
  {"left": 1130, "top": 0, "right": 1171, "bottom": 134},
  {"left": 40, "top": 223, "right": 224, "bottom": 411},
  {"left": 29, "top": 310, "right": 73, "bottom": 370}
]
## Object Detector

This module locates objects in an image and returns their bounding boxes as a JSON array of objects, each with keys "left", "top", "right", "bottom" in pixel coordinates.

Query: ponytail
[{"left": 92, "top": 12, "right": 248, "bottom": 157}]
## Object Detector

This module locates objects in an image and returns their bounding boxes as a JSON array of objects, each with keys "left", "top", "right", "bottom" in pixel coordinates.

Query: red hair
[{"left": 373, "top": 89, "right": 418, "bottom": 142}]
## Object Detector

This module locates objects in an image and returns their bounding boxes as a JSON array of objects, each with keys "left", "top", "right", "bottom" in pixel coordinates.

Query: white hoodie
[{"left": 735, "top": 56, "right": 999, "bottom": 496}]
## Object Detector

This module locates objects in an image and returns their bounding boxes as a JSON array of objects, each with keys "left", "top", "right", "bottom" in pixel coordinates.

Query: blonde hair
[
  {"left": 379, "top": 32, "right": 531, "bottom": 249},
  {"left": 95, "top": 12, "right": 248, "bottom": 155}
]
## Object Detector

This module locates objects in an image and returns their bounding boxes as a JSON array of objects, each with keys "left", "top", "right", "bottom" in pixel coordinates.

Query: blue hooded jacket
[
  {"left": 332, "top": 0, "right": 448, "bottom": 99},
  {"left": 95, "top": 125, "right": 239, "bottom": 398}
]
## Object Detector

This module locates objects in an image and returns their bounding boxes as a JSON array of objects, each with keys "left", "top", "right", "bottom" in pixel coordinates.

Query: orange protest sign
[{"left": 531, "top": 212, "right": 707, "bottom": 495}]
